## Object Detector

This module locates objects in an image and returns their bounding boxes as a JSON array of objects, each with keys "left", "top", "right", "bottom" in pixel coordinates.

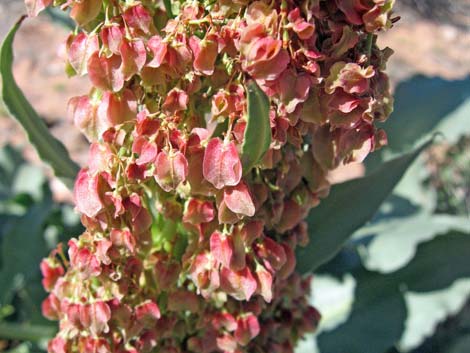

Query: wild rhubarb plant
[{"left": 24, "top": 0, "right": 395, "bottom": 352}]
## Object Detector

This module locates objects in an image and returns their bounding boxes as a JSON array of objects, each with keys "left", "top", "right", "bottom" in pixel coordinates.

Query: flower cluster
[{"left": 30, "top": 0, "right": 395, "bottom": 352}]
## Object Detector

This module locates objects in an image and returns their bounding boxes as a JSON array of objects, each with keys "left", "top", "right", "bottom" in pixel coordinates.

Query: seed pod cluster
[{"left": 31, "top": 0, "right": 396, "bottom": 352}]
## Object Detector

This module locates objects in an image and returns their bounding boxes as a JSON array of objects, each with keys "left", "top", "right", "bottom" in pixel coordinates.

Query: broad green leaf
[
  {"left": 0, "top": 147, "right": 46, "bottom": 205},
  {"left": 163, "top": 0, "right": 175, "bottom": 18},
  {"left": 446, "top": 335, "right": 470, "bottom": 353},
  {"left": 349, "top": 194, "right": 423, "bottom": 245},
  {"left": 0, "top": 145, "right": 24, "bottom": 201},
  {"left": 310, "top": 274, "right": 356, "bottom": 332},
  {"left": 433, "top": 98, "right": 470, "bottom": 145},
  {"left": 382, "top": 76, "right": 470, "bottom": 153},
  {"left": 0, "top": 145, "right": 82, "bottom": 331},
  {"left": 318, "top": 268, "right": 406, "bottom": 353},
  {"left": 0, "top": 188, "right": 53, "bottom": 306},
  {"left": 365, "top": 76, "right": 470, "bottom": 171},
  {"left": 3, "top": 343, "right": 31, "bottom": 353},
  {"left": 397, "top": 232, "right": 470, "bottom": 293},
  {"left": 0, "top": 16, "right": 80, "bottom": 189},
  {"left": 361, "top": 213, "right": 470, "bottom": 272},
  {"left": 241, "top": 80, "right": 271, "bottom": 173},
  {"left": 400, "top": 279, "right": 470, "bottom": 351},
  {"left": 392, "top": 155, "right": 436, "bottom": 211},
  {"left": 44, "top": 7, "right": 75, "bottom": 30},
  {"left": 318, "top": 231, "right": 470, "bottom": 353},
  {"left": 296, "top": 140, "right": 432, "bottom": 274},
  {"left": 0, "top": 322, "right": 55, "bottom": 342}
]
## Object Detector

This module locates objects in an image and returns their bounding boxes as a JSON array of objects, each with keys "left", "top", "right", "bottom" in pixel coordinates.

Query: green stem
[{"left": 366, "top": 33, "right": 374, "bottom": 66}]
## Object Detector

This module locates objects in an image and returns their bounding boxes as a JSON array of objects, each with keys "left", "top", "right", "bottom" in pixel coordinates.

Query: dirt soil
[{"left": 0, "top": 0, "right": 469, "bottom": 200}]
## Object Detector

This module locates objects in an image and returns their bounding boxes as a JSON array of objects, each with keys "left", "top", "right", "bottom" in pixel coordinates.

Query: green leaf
[
  {"left": 446, "top": 335, "right": 470, "bottom": 353},
  {"left": 0, "top": 145, "right": 24, "bottom": 201},
  {"left": 365, "top": 76, "right": 470, "bottom": 171},
  {"left": 360, "top": 213, "right": 470, "bottom": 272},
  {"left": 317, "top": 231, "right": 470, "bottom": 353},
  {"left": 163, "top": 0, "right": 175, "bottom": 18},
  {"left": 400, "top": 279, "right": 470, "bottom": 351},
  {"left": 3, "top": 343, "right": 32, "bottom": 353},
  {"left": 0, "top": 188, "right": 53, "bottom": 307},
  {"left": 0, "top": 321, "right": 55, "bottom": 342},
  {"left": 398, "top": 232, "right": 470, "bottom": 293},
  {"left": 0, "top": 16, "right": 80, "bottom": 189},
  {"left": 44, "top": 7, "right": 75, "bottom": 30},
  {"left": 296, "top": 140, "right": 432, "bottom": 274},
  {"left": 318, "top": 268, "right": 406, "bottom": 353},
  {"left": 433, "top": 98, "right": 470, "bottom": 145},
  {"left": 381, "top": 76, "right": 470, "bottom": 153},
  {"left": 241, "top": 80, "right": 271, "bottom": 174}
]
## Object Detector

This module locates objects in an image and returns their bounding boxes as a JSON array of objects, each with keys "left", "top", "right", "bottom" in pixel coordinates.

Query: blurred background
[{"left": 0, "top": 0, "right": 469, "bottom": 352}]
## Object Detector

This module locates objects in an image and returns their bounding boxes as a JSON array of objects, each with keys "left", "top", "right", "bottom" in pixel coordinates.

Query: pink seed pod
[
  {"left": 255, "top": 265, "right": 273, "bottom": 303},
  {"left": 68, "top": 239, "right": 102, "bottom": 278},
  {"left": 154, "top": 150, "right": 189, "bottom": 192},
  {"left": 203, "top": 138, "right": 242, "bottom": 190},
  {"left": 40, "top": 259, "right": 64, "bottom": 292},
  {"left": 147, "top": 35, "right": 168, "bottom": 68},
  {"left": 74, "top": 169, "right": 105, "bottom": 218},
  {"left": 100, "top": 26, "right": 124, "bottom": 55},
  {"left": 67, "top": 95, "right": 100, "bottom": 141},
  {"left": 210, "top": 230, "right": 234, "bottom": 269},
  {"left": 223, "top": 181, "right": 256, "bottom": 217},
  {"left": 25, "top": 0, "right": 52, "bottom": 17},
  {"left": 79, "top": 337, "right": 111, "bottom": 353},
  {"left": 70, "top": 0, "right": 102, "bottom": 26},
  {"left": 122, "top": 4, "right": 153, "bottom": 34},
  {"left": 119, "top": 39, "right": 146, "bottom": 80},
  {"left": 135, "top": 300, "right": 161, "bottom": 328},
  {"left": 42, "top": 293, "right": 61, "bottom": 320},
  {"left": 47, "top": 337, "right": 67, "bottom": 353},
  {"left": 162, "top": 88, "right": 189, "bottom": 113},
  {"left": 87, "top": 52, "right": 124, "bottom": 92},
  {"left": 97, "top": 89, "right": 137, "bottom": 130},
  {"left": 234, "top": 314, "right": 260, "bottom": 346},
  {"left": 67, "top": 32, "right": 99, "bottom": 76},
  {"left": 212, "top": 312, "right": 238, "bottom": 332},
  {"left": 183, "top": 198, "right": 215, "bottom": 225},
  {"left": 189, "top": 34, "right": 219, "bottom": 75},
  {"left": 287, "top": 8, "right": 315, "bottom": 40},
  {"left": 240, "top": 30, "right": 290, "bottom": 81},
  {"left": 254, "top": 236, "right": 287, "bottom": 271},
  {"left": 216, "top": 334, "right": 238, "bottom": 353},
  {"left": 325, "top": 62, "right": 375, "bottom": 95},
  {"left": 220, "top": 267, "right": 257, "bottom": 301},
  {"left": 85, "top": 301, "right": 112, "bottom": 335},
  {"left": 189, "top": 252, "right": 220, "bottom": 297}
]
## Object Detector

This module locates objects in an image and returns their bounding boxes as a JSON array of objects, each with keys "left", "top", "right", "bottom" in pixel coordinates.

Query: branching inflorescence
[{"left": 30, "top": 0, "right": 395, "bottom": 352}]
